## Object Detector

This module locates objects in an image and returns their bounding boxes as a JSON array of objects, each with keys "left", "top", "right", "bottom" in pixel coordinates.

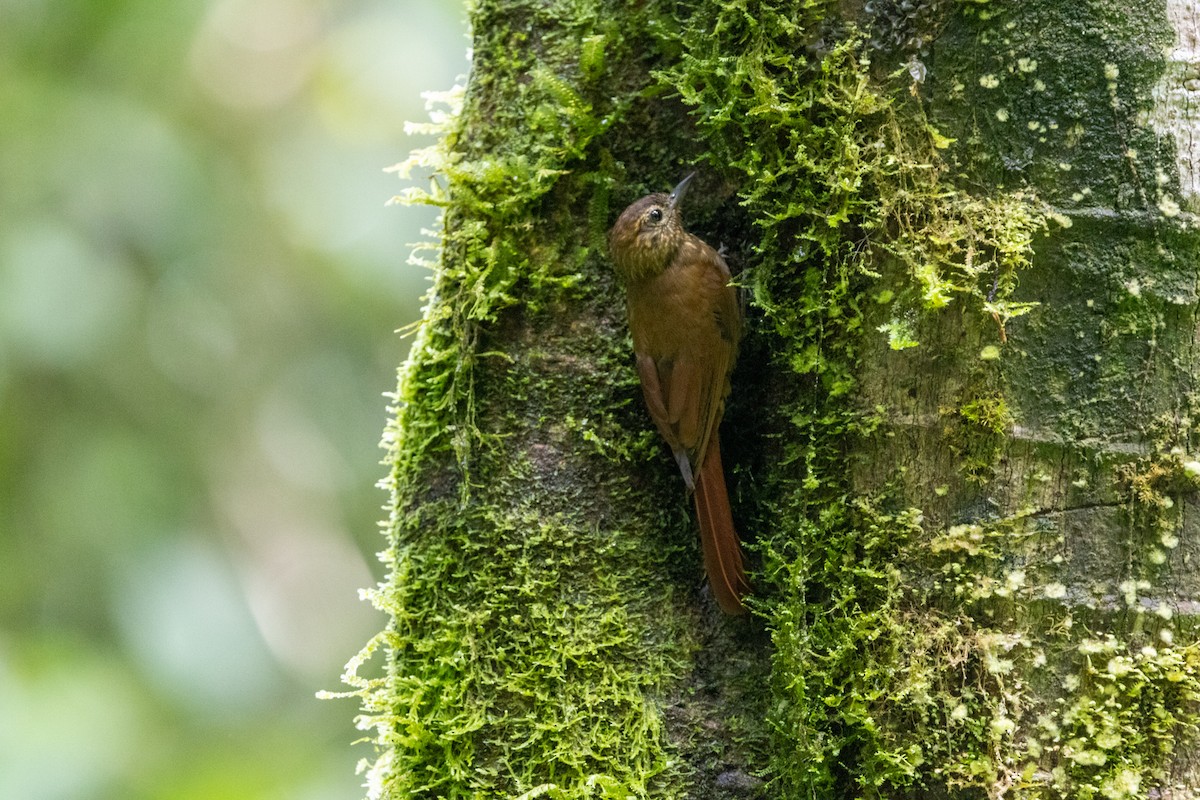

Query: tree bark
[{"left": 343, "top": 1, "right": 1200, "bottom": 798}]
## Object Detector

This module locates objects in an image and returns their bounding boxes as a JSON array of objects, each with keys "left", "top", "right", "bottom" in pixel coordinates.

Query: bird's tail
[{"left": 693, "top": 438, "right": 749, "bottom": 615}]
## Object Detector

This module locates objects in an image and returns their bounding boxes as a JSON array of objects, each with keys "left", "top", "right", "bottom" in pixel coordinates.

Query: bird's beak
[{"left": 667, "top": 172, "right": 696, "bottom": 210}]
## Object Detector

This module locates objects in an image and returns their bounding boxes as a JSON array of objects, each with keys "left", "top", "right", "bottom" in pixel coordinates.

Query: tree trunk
[{"left": 342, "top": 1, "right": 1200, "bottom": 797}]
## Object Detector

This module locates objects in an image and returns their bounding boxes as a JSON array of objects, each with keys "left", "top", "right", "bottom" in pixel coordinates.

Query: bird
[{"left": 608, "top": 172, "right": 749, "bottom": 615}]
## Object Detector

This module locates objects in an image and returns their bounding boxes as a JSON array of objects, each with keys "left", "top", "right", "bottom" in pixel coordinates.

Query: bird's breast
[{"left": 626, "top": 258, "right": 723, "bottom": 360}]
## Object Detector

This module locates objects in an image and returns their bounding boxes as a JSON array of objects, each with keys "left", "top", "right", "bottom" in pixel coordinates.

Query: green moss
[
  {"left": 946, "top": 391, "right": 1013, "bottom": 483},
  {"left": 338, "top": 0, "right": 719, "bottom": 794},
  {"left": 661, "top": 0, "right": 1199, "bottom": 797},
  {"left": 653, "top": 1, "right": 1057, "bottom": 790},
  {"left": 338, "top": 0, "right": 1200, "bottom": 796}
]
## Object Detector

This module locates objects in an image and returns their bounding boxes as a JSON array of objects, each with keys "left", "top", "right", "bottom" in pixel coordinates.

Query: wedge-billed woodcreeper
[{"left": 608, "top": 173, "right": 749, "bottom": 615}]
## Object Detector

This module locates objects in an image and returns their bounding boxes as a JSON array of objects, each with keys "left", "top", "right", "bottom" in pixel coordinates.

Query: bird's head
[{"left": 608, "top": 173, "right": 694, "bottom": 281}]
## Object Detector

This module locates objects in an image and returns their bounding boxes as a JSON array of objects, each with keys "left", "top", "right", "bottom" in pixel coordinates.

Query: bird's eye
[{"left": 648, "top": 208, "right": 663, "bottom": 224}]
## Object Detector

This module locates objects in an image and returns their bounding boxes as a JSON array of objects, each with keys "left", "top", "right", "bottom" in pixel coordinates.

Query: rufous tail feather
[{"left": 693, "top": 438, "right": 749, "bottom": 615}]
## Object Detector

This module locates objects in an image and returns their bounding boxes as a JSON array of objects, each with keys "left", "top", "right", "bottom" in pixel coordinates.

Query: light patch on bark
[{"left": 1148, "top": 0, "right": 1200, "bottom": 199}]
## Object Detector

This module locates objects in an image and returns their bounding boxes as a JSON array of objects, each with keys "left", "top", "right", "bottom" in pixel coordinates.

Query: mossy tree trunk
[{"left": 343, "top": 1, "right": 1200, "bottom": 797}]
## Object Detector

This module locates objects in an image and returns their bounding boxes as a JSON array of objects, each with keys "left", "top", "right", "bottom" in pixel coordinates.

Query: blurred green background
[{"left": 0, "top": 0, "right": 466, "bottom": 797}]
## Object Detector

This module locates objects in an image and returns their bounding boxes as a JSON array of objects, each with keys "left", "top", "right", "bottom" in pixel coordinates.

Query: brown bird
[{"left": 608, "top": 173, "right": 749, "bottom": 615}]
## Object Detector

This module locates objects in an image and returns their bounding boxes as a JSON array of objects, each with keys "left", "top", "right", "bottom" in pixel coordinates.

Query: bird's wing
[
  {"left": 687, "top": 247, "right": 740, "bottom": 473},
  {"left": 636, "top": 353, "right": 695, "bottom": 488}
]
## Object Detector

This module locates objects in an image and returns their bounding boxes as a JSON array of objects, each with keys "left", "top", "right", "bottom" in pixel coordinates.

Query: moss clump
[
  {"left": 352, "top": 500, "right": 693, "bottom": 798},
  {"left": 945, "top": 391, "right": 1013, "bottom": 483}
]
